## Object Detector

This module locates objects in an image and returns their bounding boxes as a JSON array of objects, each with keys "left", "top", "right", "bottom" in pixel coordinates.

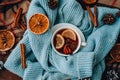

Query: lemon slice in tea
[
  {"left": 28, "top": 13, "right": 49, "bottom": 34},
  {"left": 0, "top": 30, "right": 15, "bottom": 52},
  {"left": 61, "top": 29, "right": 76, "bottom": 40},
  {"left": 55, "top": 34, "right": 65, "bottom": 49}
]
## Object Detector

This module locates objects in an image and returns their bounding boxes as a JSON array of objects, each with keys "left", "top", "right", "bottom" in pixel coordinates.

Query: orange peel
[{"left": 83, "top": 0, "right": 96, "bottom": 4}]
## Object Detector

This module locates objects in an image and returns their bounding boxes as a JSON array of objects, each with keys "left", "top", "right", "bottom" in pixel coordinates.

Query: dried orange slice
[
  {"left": 55, "top": 34, "right": 65, "bottom": 49},
  {"left": 110, "top": 44, "right": 120, "bottom": 62},
  {"left": 61, "top": 29, "right": 76, "bottom": 40},
  {"left": 0, "top": 30, "right": 15, "bottom": 52},
  {"left": 28, "top": 13, "right": 49, "bottom": 34},
  {"left": 83, "top": 0, "right": 96, "bottom": 4}
]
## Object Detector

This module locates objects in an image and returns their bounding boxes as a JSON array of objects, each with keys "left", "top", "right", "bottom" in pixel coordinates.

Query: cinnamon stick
[
  {"left": 19, "top": 21, "right": 27, "bottom": 31},
  {"left": 86, "top": 6, "right": 94, "bottom": 26},
  {"left": 20, "top": 43, "right": 26, "bottom": 69},
  {"left": 13, "top": 8, "right": 23, "bottom": 27},
  {"left": 86, "top": 6, "right": 98, "bottom": 27},
  {"left": 94, "top": 5, "right": 97, "bottom": 27}
]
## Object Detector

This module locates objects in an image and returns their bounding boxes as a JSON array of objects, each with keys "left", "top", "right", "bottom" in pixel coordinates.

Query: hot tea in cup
[{"left": 51, "top": 23, "right": 86, "bottom": 56}]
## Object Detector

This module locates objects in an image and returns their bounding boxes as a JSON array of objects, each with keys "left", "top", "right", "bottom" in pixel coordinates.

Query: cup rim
[{"left": 51, "top": 23, "right": 86, "bottom": 56}]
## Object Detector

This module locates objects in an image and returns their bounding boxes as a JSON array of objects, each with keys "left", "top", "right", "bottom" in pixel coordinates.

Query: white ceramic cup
[{"left": 51, "top": 23, "right": 86, "bottom": 56}]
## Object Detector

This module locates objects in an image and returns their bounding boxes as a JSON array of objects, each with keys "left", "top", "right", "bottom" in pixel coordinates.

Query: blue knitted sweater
[{"left": 4, "top": 0, "right": 120, "bottom": 80}]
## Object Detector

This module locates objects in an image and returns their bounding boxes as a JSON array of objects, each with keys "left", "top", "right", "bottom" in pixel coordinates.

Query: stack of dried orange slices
[
  {"left": 0, "top": 30, "right": 15, "bottom": 52},
  {"left": 28, "top": 13, "right": 49, "bottom": 34}
]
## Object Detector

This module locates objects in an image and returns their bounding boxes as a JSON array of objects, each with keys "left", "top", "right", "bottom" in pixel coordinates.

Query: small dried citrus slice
[
  {"left": 0, "top": 30, "right": 15, "bottom": 52},
  {"left": 55, "top": 34, "right": 65, "bottom": 49},
  {"left": 83, "top": 0, "right": 96, "bottom": 4},
  {"left": 110, "top": 44, "right": 120, "bottom": 62},
  {"left": 61, "top": 29, "right": 76, "bottom": 40},
  {"left": 28, "top": 13, "right": 49, "bottom": 34}
]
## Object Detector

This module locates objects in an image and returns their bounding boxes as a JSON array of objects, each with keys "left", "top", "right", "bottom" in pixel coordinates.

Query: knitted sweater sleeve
[
  {"left": 4, "top": 0, "right": 58, "bottom": 79},
  {"left": 4, "top": 0, "right": 120, "bottom": 80},
  {"left": 4, "top": 31, "right": 32, "bottom": 77}
]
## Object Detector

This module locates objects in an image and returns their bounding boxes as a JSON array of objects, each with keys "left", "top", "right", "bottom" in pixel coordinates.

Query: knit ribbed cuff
[
  {"left": 74, "top": 52, "right": 94, "bottom": 79},
  {"left": 23, "top": 61, "right": 44, "bottom": 80}
]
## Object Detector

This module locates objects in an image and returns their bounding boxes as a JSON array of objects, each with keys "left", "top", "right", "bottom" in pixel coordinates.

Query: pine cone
[
  {"left": 48, "top": 0, "right": 58, "bottom": 9},
  {"left": 102, "top": 14, "right": 115, "bottom": 24}
]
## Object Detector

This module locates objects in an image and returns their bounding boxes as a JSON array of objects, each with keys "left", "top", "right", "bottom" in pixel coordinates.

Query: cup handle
[{"left": 81, "top": 42, "right": 87, "bottom": 46}]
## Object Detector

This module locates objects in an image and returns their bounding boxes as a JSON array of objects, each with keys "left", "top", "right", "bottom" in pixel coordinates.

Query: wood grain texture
[{"left": 0, "top": 69, "right": 22, "bottom": 80}]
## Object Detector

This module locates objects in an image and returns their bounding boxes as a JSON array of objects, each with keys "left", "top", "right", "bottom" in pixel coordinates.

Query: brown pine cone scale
[
  {"left": 102, "top": 14, "right": 115, "bottom": 25},
  {"left": 48, "top": 0, "right": 58, "bottom": 9}
]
